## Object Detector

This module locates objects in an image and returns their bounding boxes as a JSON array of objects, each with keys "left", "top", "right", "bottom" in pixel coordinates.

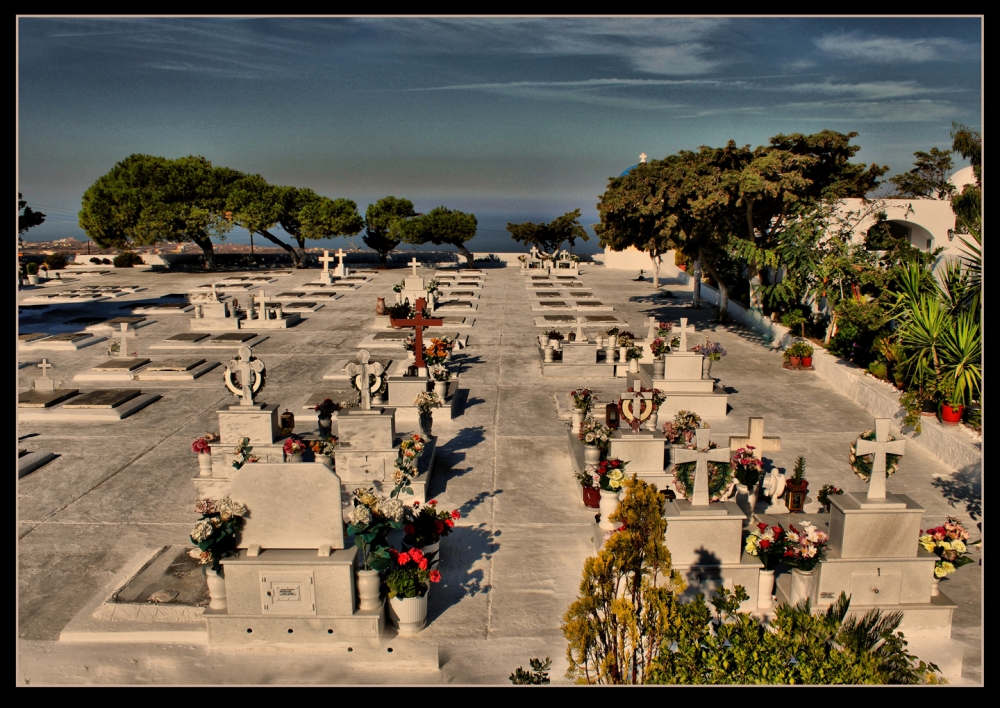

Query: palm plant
[
  {"left": 939, "top": 309, "right": 981, "bottom": 406},
  {"left": 938, "top": 259, "right": 978, "bottom": 318},
  {"left": 897, "top": 295, "right": 951, "bottom": 396}
]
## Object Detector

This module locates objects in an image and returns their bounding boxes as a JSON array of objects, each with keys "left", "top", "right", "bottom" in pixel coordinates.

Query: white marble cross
[
  {"left": 345, "top": 348, "right": 385, "bottom": 411},
  {"left": 672, "top": 428, "right": 731, "bottom": 506},
  {"left": 639, "top": 152, "right": 647, "bottom": 163},
  {"left": 728, "top": 417, "right": 781, "bottom": 461},
  {"left": 227, "top": 345, "right": 265, "bottom": 406},
  {"left": 116, "top": 323, "right": 135, "bottom": 358},
  {"left": 319, "top": 250, "right": 335, "bottom": 273},
  {"left": 35, "top": 358, "right": 56, "bottom": 392},
  {"left": 38, "top": 358, "right": 53, "bottom": 378},
  {"left": 620, "top": 389, "right": 653, "bottom": 430},
  {"left": 855, "top": 418, "right": 906, "bottom": 500},
  {"left": 676, "top": 317, "right": 696, "bottom": 353},
  {"left": 645, "top": 316, "right": 658, "bottom": 342},
  {"left": 409, "top": 257, "right": 420, "bottom": 276},
  {"left": 575, "top": 316, "right": 586, "bottom": 342}
]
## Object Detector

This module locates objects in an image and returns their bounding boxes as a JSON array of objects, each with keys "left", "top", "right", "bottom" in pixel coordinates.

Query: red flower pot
[
  {"left": 788, "top": 356, "right": 802, "bottom": 367},
  {"left": 678, "top": 265, "right": 687, "bottom": 272},
  {"left": 939, "top": 404, "right": 964, "bottom": 425},
  {"left": 801, "top": 356, "right": 813, "bottom": 367},
  {"left": 582, "top": 486, "right": 601, "bottom": 509}
]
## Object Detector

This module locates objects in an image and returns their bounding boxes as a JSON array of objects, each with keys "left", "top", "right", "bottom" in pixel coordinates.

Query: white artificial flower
[
  {"left": 348, "top": 505, "right": 373, "bottom": 527},
  {"left": 190, "top": 520, "right": 214, "bottom": 542},
  {"left": 378, "top": 498, "right": 405, "bottom": 522}
]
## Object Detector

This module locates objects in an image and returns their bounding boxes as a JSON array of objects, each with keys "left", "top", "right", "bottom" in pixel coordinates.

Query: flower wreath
[
  {"left": 849, "top": 428, "right": 901, "bottom": 481},
  {"left": 350, "top": 371, "right": 388, "bottom": 397},
  {"left": 225, "top": 366, "right": 267, "bottom": 400},
  {"left": 672, "top": 446, "right": 735, "bottom": 502}
]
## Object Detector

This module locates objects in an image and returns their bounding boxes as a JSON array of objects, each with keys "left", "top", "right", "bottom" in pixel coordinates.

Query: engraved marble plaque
[
  {"left": 576, "top": 302, "right": 604, "bottom": 307},
  {"left": 93, "top": 358, "right": 150, "bottom": 371},
  {"left": 19, "top": 333, "right": 48, "bottom": 342},
  {"left": 211, "top": 332, "right": 258, "bottom": 342},
  {"left": 65, "top": 317, "right": 106, "bottom": 325},
  {"left": 63, "top": 389, "right": 143, "bottom": 408},
  {"left": 166, "top": 332, "right": 209, "bottom": 342},
  {"left": 543, "top": 315, "right": 575, "bottom": 322},
  {"left": 539, "top": 301, "right": 568, "bottom": 307},
  {"left": 106, "top": 316, "right": 146, "bottom": 325},
  {"left": 373, "top": 331, "right": 411, "bottom": 340},
  {"left": 18, "top": 389, "right": 80, "bottom": 408},
  {"left": 45, "top": 332, "right": 92, "bottom": 342},
  {"left": 277, "top": 292, "right": 306, "bottom": 297},
  {"left": 146, "top": 358, "right": 206, "bottom": 371},
  {"left": 586, "top": 315, "right": 619, "bottom": 322}
]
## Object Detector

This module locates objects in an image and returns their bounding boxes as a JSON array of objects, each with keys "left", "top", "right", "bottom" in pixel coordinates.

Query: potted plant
[
  {"left": 309, "top": 436, "right": 339, "bottom": 470},
  {"left": 650, "top": 338, "right": 670, "bottom": 377},
  {"left": 937, "top": 376, "right": 964, "bottom": 425},
  {"left": 579, "top": 417, "right": 612, "bottom": 467},
  {"left": 744, "top": 521, "right": 790, "bottom": 609},
  {"left": 919, "top": 517, "right": 981, "bottom": 596},
  {"left": 547, "top": 330, "right": 565, "bottom": 350},
  {"left": 647, "top": 389, "right": 666, "bottom": 430},
  {"left": 569, "top": 388, "right": 597, "bottom": 434},
  {"left": 784, "top": 456, "right": 808, "bottom": 512},
  {"left": 576, "top": 468, "right": 602, "bottom": 509},
  {"left": 692, "top": 340, "right": 727, "bottom": 378},
  {"left": 898, "top": 390, "right": 924, "bottom": 434},
  {"left": 817, "top": 484, "right": 843, "bottom": 513},
  {"left": 661, "top": 410, "right": 703, "bottom": 445},
  {"left": 314, "top": 398, "right": 337, "bottom": 437},
  {"left": 191, "top": 437, "right": 213, "bottom": 476},
  {"left": 430, "top": 365, "right": 451, "bottom": 400},
  {"left": 624, "top": 345, "right": 644, "bottom": 373},
  {"left": 784, "top": 342, "right": 802, "bottom": 368},
  {"left": 403, "top": 499, "right": 460, "bottom": 569},
  {"left": 782, "top": 521, "right": 829, "bottom": 606},
  {"left": 414, "top": 392, "right": 441, "bottom": 438},
  {"left": 283, "top": 436, "right": 306, "bottom": 462},
  {"left": 190, "top": 497, "right": 248, "bottom": 611},
  {"left": 798, "top": 342, "right": 814, "bottom": 368},
  {"left": 592, "top": 458, "right": 629, "bottom": 531},
  {"left": 347, "top": 487, "right": 405, "bottom": 610},
  {"left": 385, "top": 547, "right": 442, "bottom": 634},
  {"left": 26, "top": 262, "right": 40, "bottom": 284},
  {"left": 731, "top": 446, "right": 764, "bottom": 519}
]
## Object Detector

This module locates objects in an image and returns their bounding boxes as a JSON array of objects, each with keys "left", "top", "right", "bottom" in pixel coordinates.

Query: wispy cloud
[{"left": 815, "top": 31, "right": 976, "bottom": 63}]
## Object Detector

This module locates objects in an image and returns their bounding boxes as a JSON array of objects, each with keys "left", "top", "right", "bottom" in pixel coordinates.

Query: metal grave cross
[
  {"left": 671, "top": 428, "right": 731, "bottom": 506},
  {"left": 854, "top": 418, "right": 906, "bottom": 500},
  {"left": 620, "top": 389, "right": 654, "bottom": 432},
  {"left": 676, "top": 318, "right": 697, "bottom": 353},
  {"left": 389, "top": 297, "right": 443, "bottom": 369},
  {"left": 409, "top": 257, "right": 421, "bottom": 276},
  {"left": 226, "top": 345, "right": 266, "bottom": 406},
  {"left": 116, "top": 323, "right": 135, "bottom": 358},
  {"left": 345, "top": 349, "right": 385, "bottom": 411},
  {"left": 728, "top": 417, "right": 781, "bottom": 461},
  {"left": 319, "top": 250, "right": 335, "bottom": 273}
]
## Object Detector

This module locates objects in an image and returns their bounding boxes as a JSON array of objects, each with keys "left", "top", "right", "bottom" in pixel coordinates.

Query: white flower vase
[
  {"left": 645, "top": 411, "right": 659, "bottom": 431},
  {"left": 789, "top": 568, "right": 818, "bottom": 606},
  {"left": 571, "top": 410, "right": 585, "bottom": 434},
  {"left": 197, "top": 452, "right": 213, "bottom": 477},
  {"left": 317, "top": 454, "right": 334, "bottom": 470},
  {"left": 757, "top": 569, "right": 775, "bottom": 610},
  {"left": 702, "top": 357, "right": 713, "bottom": 379},
  {"left": 538, "top": 334, "right": 547, "bottom": 348},
  {"left": 618, "top": 346, "right": 627, "bottom": 364},
  {"left": 605, "top": 345, "right": 615, "bottom": 364},
  {"left": 543, "top": 346, "right": 554, "bottom": 363},
  {"left": 628, "top": 357, "right": 639, "bottom": 373},
  {"left": 584, "top": 445, "right": 602, "bottom": 467},
  {"left": 653, "top": 356, "right": 666, "bottom": 378},
  {"left": 205, "top": 567, "right": 227, "bottom": 611},
  {"left": 930, "top": 577, "right": 941, "bottom": 597},
  {"left": 598, "top": 489, "right": 621, "bottom": 531},
  {"left": 734, "top": 483, "right": 758, "bottom": 521},
  {"left": 287, "top": 453, "right": 303, "bottom": 463},
  {"left": 419, "top": 411, "right": 434, "bottom": 438},
  {"left": 433, "top": 380, "right": 448, "bottom": 400},
  {"left": 372, "top": 392, "right": 385, "bottom": 405},
  {"left": 356, "top": 569, "right": 382, "bottom": 611},
  {"left": 388, "top": 593, "right": 428, "bottom": 635}
]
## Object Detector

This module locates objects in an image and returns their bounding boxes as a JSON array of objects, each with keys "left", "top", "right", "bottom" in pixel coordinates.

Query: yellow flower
[
  {"left": 939, "top": 541, "right": 953, "bottom": 552},
  {"left": 952, "top": 540, "right": 966, "bottom": 553},
  {"left": 934, "top": 562, "right": 956, "bottom": 578}
]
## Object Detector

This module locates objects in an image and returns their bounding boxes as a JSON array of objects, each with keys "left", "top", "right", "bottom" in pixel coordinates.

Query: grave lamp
[
  {"left": 280, "top": 409, "right": 295, "bottom": 431},
  {"left": 605, "top": 403, "right": 620, "bottom": 430}
]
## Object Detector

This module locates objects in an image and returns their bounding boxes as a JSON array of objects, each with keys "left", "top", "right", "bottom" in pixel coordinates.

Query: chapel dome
[{"left": 948, "top": 165, "right": 977, "bottom": 192}]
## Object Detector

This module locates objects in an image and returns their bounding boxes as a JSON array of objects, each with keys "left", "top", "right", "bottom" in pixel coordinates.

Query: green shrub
[
  {"left": 509, "top": 657, "right": 552, "bottom": 684},
  {"left": 25, "top": 262, "right": 38, "bottom": 275},
  {"left": 112, "top": 251, "right": 143, "bottom": 268},
  {"left": 868, "top": 361, "right": 888, "bottom": 380},
  {"left": 43, "top": 252, "right": 69, "bottom": 270}
]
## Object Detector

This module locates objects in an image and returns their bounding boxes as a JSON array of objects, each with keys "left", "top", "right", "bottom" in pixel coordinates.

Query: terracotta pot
[
  {"left": 582, "top": 485, "right": 600, "bottom": 509},
  {"left": 939, "top": 404, "right": 964, "bottom": 424},
  {"left": 801, "top": 356, "right": 813, "bottom": 367},
  {"left": 678, "top": 264, "right": 687, "bottom": 272},
  {"left": 788, "top": 356, "right": 802, "bottom": 367},
  {"left": 375, "top": 297, "right": 387, "bottom": 316}
]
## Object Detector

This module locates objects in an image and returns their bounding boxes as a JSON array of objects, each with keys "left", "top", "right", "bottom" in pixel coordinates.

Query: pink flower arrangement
[
  {"left": 782, "top": 522, "right": 829, "bottom": 571},
  {"left": 191, "top": 437, "right": 211, "bottom": 454},
  {"left": 283, "top": 437, "right": 306, "bottom": 456}
]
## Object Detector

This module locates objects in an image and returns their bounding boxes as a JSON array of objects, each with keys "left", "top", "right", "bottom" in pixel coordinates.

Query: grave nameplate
[
  {"left": 535, "top": 292, "right": 561, "bottom": 297},
  {"left": 543, "top": 315, "right": 576, "bottom": 322},
  {"left": 93, "top": 358, "right": 151, "bottom": 371},
  {"left": 586, "top": 315, "right": 619, "bottom": 322},
  {"left": 285, "top": 302, "right": 317, "bottom": 308},
  {"left": 569, "top": 292, "right": 593, "bottom": 297},
  {"left": 106, "top": 316, "right": 147, "bottom": 326},
  {"left": 166, "top": 333, "right": 210, "bottom": 342},
  {"left": 18, "top": 389, "right": 81, "bottom": 408},
  {"left": 65, "top": 317, "right": 106, "bottom": 326},
  {"left": 277, "top": 292, "right": 306, "bottom": 297},
  {"left": 534, "top": 283, "right": 555, "bottom": 287},
  {"left": 46, "top": 332, "right": 92, "bottom": 342},
  {"left": 441, "top": 317, "right": 468, "bottom": 325},
  {"left": 146, "top": 358, "right": 206, "bottom": 372},
  {"left": 308, "top": 292, "right": 340, "bottom": 298},
  {"left": 63, "top": 389, "right": 143, "bottom": 409},
  {"left": 540, "top": 301, "right": 568, "bottom": 307},
  {"left": 149, "top": 303, "right": 191, "bottom": 309},
  {"left": 450, "top": 291, "right": 476, "bottom": 296},
  {"left": 576, "top": 302, "right": 604, "bottom": 307},
  {"left": 211, "top": 332, "right": 259, "bottom": 342},
  {"left": 373, "top": 331, "right": 411, "bottom": 341},
  {"left": 19, "top": 333, "right": 49, "bottom": 342}
]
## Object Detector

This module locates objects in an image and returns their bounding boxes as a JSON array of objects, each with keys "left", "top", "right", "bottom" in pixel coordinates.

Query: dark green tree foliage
[
  {"left": 79, "top": 155, "right": 234, "bottom": 267},
  {"left": 18, "top": 193, "right": 46, "bottom": 237},
  {"left": 393, "top": 206, "right": 478, "bottom": 267},
  {"left": 507, "top": 209, "right": 589, "bottom": 256},
  {"left": 887, "top": 147, "right": 955, "bottom": 199},
  {"left": 509, "top": 657, "right": 552, "bottom": 684},
  {"left": 363, "top": 196, "right": 417, "bottom": 265},
  {"left": 279, "top": 187, "right": 364, "bottom": 261},
  {"left": 224, "top": 174, "right": 303, "bottom": 265},
  {"left": 949, "top": 122, "right": 981, "bottom": 251},
  {"left": 646, "top": 588, "right": 939, "bottom": 685}
]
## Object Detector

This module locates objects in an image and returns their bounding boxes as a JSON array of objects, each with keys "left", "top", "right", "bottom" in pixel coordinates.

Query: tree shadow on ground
[
  {"left": 427, "top": 522, "right": 500, "bottom": 622},
  {"left": 932, "top": 463, "right": 982, "bottom": 520},
  {"left": 452, "top": 354, "right": 484, "bottom": 374}
]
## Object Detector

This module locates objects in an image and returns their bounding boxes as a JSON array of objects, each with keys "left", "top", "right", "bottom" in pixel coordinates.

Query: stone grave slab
[
  {"left": 64, "top": 316, "right": 106, "bottom": 326},
  {"left": 434, "top": 300, "right": 478, "bottom": 312},
  {"left": 534, "top": 314, "right": 625, "bottom": 327},
  {"left": 19, "top": 451, "right": 58, "bottom": 478},
  {"left": 443, "top": 290, "right": 480, "bottom": 298},
  {"left": 18, "top": 388, "right": 81, "bottom": 408},
  {"left": 439, "top": 316, "right": 475, "bottom": 329},
  {"left": 222, "top": 276, "right": 250, "bottom": 281},
  {"left": 305, "top": 291, "right": 343, "bottom": 299},
  {"left": 130, "top": 302, "right": 195, "bottom": 314},
  {"left": 19, "top": 333, "right": 49, "bottom": 342},
  {"left": 92, "top": 358, "right": 151, "bottom": 371},
  {"left": 63, "top": 389, "right": 144, "bottom": 408},
  {"left": 532, "top": 283, "right": 555, "bottom": 288},
  {"left": 88, "top": 316, "right": 155, "bottom": 332},
  {"left": 19, "top": 332, "right": 107, "bottom": 351},
  {"left": 21, "top": 294, "right": 110, "bottom": 305},
  {"left": 276, "top": 291, "right": 307, "bottom": 298},
  {"left": 150, "top": 333, "right": 269, "bottom": 350},
  {"left": 533, "top": 291, "right": 562, "bottom": 298},
  {"left": 144, "top": 358, "right": 207, "bottom": 372},
  {"left": 569, "top": 291, "right": 594, "bottom": 298},
  {"left": 301, "top": 282, "right": 331, "bottom": 287},
  {"left": 280, "top": 301, "right": 324, "bottom": 312},
  {"left": 533, "top": 301, "right": 569, "bottom": 310},
  {"left": 359, "top": 330, "right": 467, "bottom": 350},
  {"left": 137, "top": 359, "right": 220, "bottom": 381},
  {"left": 212, "top": 332, "right": 261, "bottom": 342},
  {"left": 165, "top": 333, "right": 209, "bottom": 342}
]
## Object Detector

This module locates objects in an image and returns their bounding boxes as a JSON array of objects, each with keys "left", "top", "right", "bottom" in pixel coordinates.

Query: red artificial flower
[
  {"left": 413, "top": 501, "right": 421, "bottom": 507},
  {"left": 409, "top": 548, "right": 425, "bottom": 563},
  {"left": 760, "top": 540, "right": 771, "bottom": 549},
  {"left": 418, "top": 559, "right": 428, "bottom": 570},
  {"left": 428, "top": 499, "right": 438, "bottom": 506},
  {"left": 772, "top": 526, "right": 782, "bottom": 534},
  {"left": 445, "top": 519, "right": 454, "bottom": 528},
  {"left": 397, "top": 552, "right": 411, "bottom": 565},
  {"left": 758, "top": 522, "right": 767, "bottom": 531},
  {"left": 389, "top": 548, "right": 399, "bottom": 559},
  {"left": 404, "top": 524, "right": 416, "bottom": 535},
  {"left": 429, "top": 570, "right": 441, "bottom": 583},
  {"left": 434, "top": 520, "right": 445, "bottom": 534},
  {"left": 451, "top": 510, "right": 461, "bottom": 520}
]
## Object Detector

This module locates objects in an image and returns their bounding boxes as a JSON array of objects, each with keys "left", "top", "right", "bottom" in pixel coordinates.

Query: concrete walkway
[{"left": 17, "top": 264, "right": 981, "bottom": 684}]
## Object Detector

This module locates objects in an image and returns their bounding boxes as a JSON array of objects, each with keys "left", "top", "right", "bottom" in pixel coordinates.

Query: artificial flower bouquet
[
  {"left": 662, "top": 410, "right": 704, "bottom": 444},
  {"left": 231, "top": 437, "right": 259, "bottom": 470},
  {"left": 546, "top": 330, "right": 565, "bottom": 342},
  {"left": 692, "top": 341, "right": 728, "bottom": 361},
  {"left": 423, "top": 338, "right": 452, "bottom": 366},
  {"left": 592, "top": 458, "right": 629, "bottom": 492},
  {"left": 397, "top": 434, "right": 426, "bottom": 469},
  {"left": 191, "top": 437, "right": 212, "bottom": 455},
  {"left": 624, "top": 346, "right": 644, "bottom": 362},
  {"left": 570, "top": 388, "right": 597, "bottom": 413},
  {"left": 425, "top": 279, "right": 440, "bottom": 294},
  {"left": 616, "top": 331, "right": 636, "bottom": 347},
  {"left": 347, "top": 487, "right": 406, "bottom": 571},
  {"left": 309, "top": 436, "right": 339, "bottom": 457},
  {"left": 920, "top": 517, "right": 981, "bottom": 579},
  {"left": 731, "top": 446, "right": 764, "bottom": 488},
  {"left": 605, "top": 326, "right": 620, "bottom": 338},
  {"left": 414, "top": 391, "right": 442, "bottom": 413},
  {"left": 650, "top": 338, "right": 670, "bottom": 357},
  {"left": 817, "top": 484, "right": 844, "bottom": 509},
  {"left": 386, "top": 547, "right": 442, "bottom": 599},
  {"left": 745, "top": 522, "right": 789, "bottom": 571},
  {"left": 392, "top": 281, "right": 405, "bottom": 293},
  {"left": 656, "top": 321, "right": 673, "bottom": 337},
  {"left": 403, "top": 499, "right": 461, "bottom": 547},
  {"left": 430, "top": 365, "right": 452, "bottom": 382},
  {"left": 782, "top": 521, "right": 829, "bottom": 571},
  {"left": 579, "top": 418, "right": 612, "bottom": 449},
  {"left": 190, "top": 498, "right": 248, "bottom": 571},
  {"left": 283, "top": 437, "right": 306, "bottom": 456}
]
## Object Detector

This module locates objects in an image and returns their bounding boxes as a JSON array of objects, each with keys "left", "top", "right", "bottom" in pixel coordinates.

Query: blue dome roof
[{"left": 620, "top": 164, "right": 639, "bottom": 177}]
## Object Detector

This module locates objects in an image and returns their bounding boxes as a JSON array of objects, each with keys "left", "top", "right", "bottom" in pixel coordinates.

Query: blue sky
[{"left": 17, "top": 16, "right": 982, "bottom": 254}]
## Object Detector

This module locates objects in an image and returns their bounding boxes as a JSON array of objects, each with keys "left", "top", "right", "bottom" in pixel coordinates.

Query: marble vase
[
  {"left": 205, "top": 567, "right": 227, "bottom": 611},
  {"left": 628, "top": 357, "right": 639, "bottom": 373},
  {"left": 734, "top": 483, "right": 758, "bottom": 521},
  {"left": 571, "top": 410, "right": 585, "bottom": 434},
  {"left": 286, "top": 453, "right": 303, "bottom": 463},
  {"left": 197, "top": 452, "right": 213, "bottom": 476},
  {"left": 544, "top": 346, "right": 554, "bottom": 363},
  {"left": 702, "top": 357, "right": 713, "bottom": 379},
  {"left": 356, "top": 569, "right": 382, "bottom": 611},
  {"left": 653, "top": 356, "right": 666, "bottom": 378},
  {"left": 419, "top": 411, "right": 433, "bottom": 438},
  {"left": 317, "top": 414, "right": 333, "bottom": 438},
  {"left": 930, "top": 577, "right": 941, "bottom": 597},
  {"left": 584, "top": 445, "right": 602, "bottom": 467},
  {"left": 433, "top": 380, "right": 448, "bottom": 399},
  {"left": 599, "top": 489, "right": 621, "bottom": 531},
  {"left": 788, "top": 568, "right": 817, "bottom": 606},
  {"left": 645, "top": 411, "right": 659, "bottom": 431},
  {"left": 757, "top": 569, "right": 775, "bottom": 610}
]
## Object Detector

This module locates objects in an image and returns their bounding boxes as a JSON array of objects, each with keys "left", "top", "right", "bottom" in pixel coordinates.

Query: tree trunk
[
  {"left": 651, "top": 252, "right": 661, "bottom": 289},
  {"left": 824, "top": 308, "right": 838, "bottom": 345},
  {"left": 191, "top": 235, "right": 216, "bottom": 269},
  {"left": 294, "top": 237, "right": 308, "bottom": 267},
  {"left": 455, "top": 242, "right": 475, "bottom": 268},
  {"left": 256, "top": 229, "right": 301, "bottom": 266},
  {"left": 703, "top": 261, "right": 729, "bottom": 322},
  {"left": 691, "top": 256, "right": 702, "bottom": 308}
]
